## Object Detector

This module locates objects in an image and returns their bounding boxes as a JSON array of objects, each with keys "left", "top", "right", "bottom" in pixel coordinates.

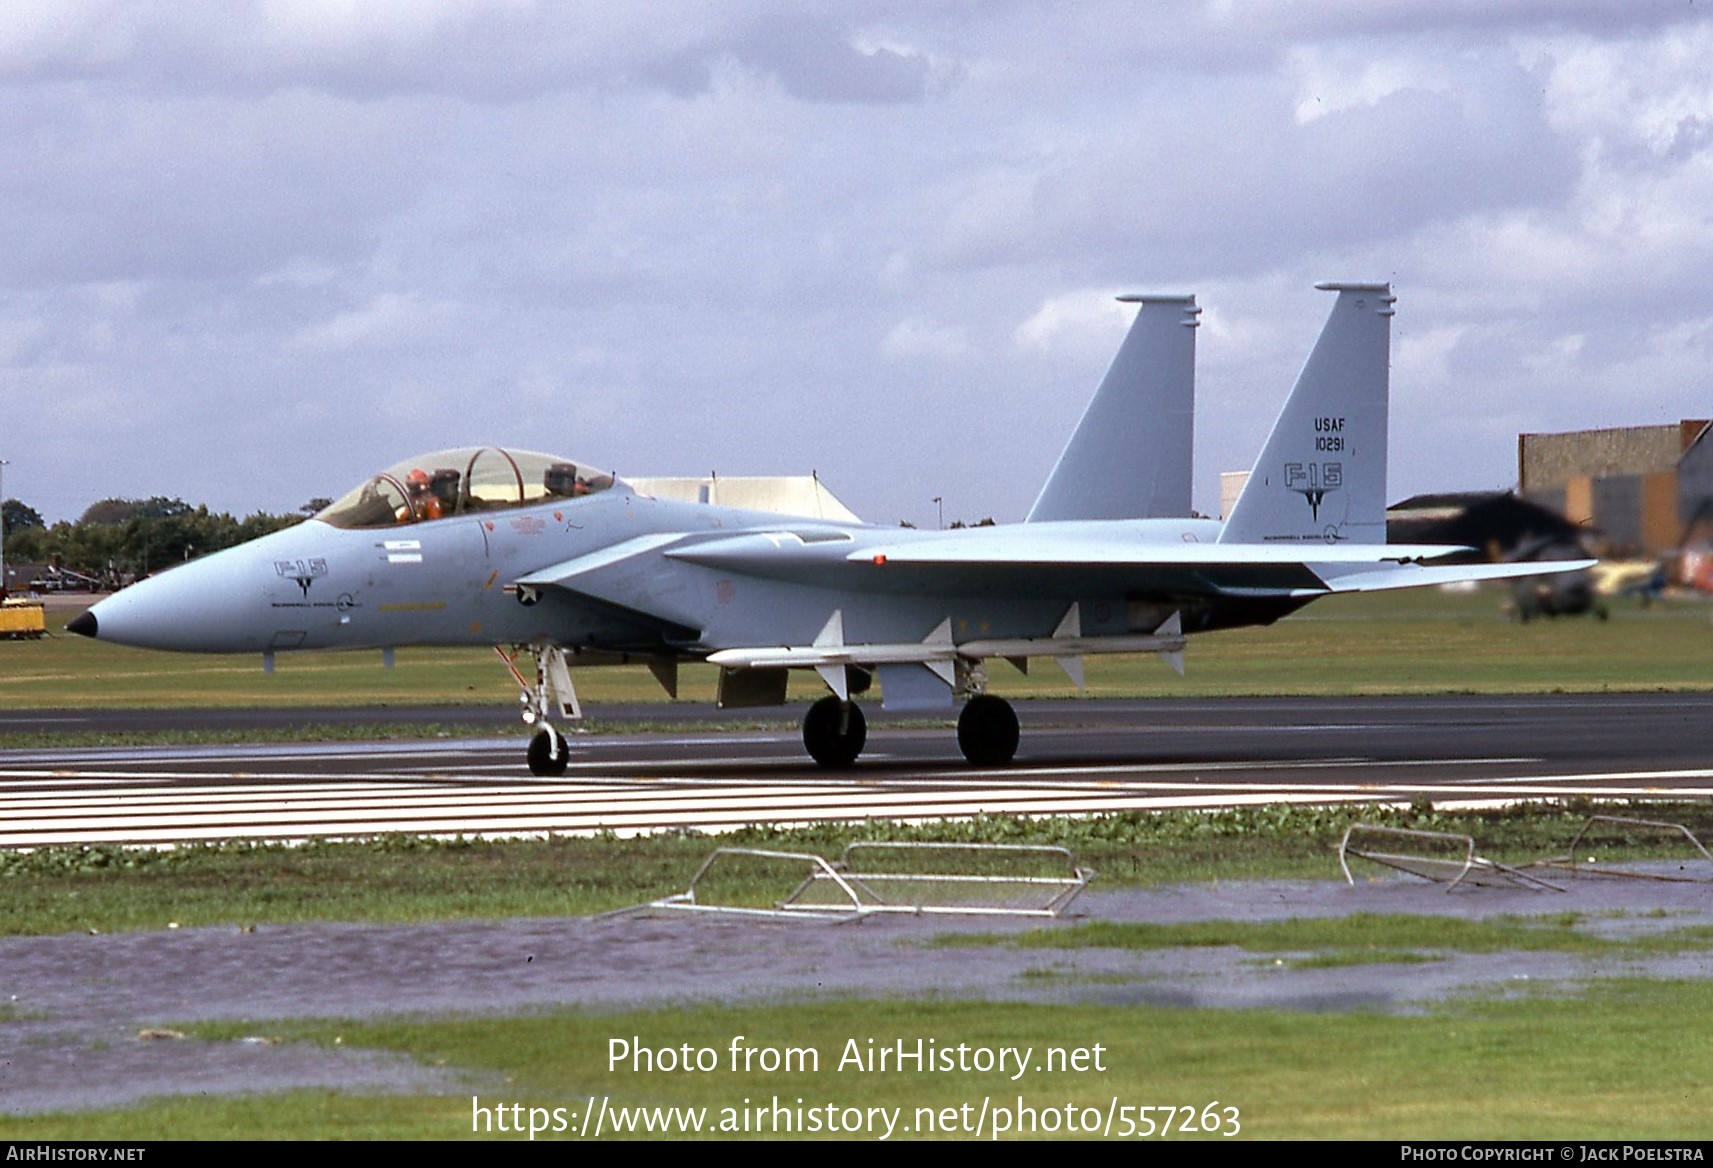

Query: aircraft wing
[
  {"left": 1310, "top": 558, "right": 1598, "bottom": 594},
  {"left": 513, "top": 533, "right": 706, "bottom": 638},
  {"left": 852, "top": 533, "right": 1475, "bottom": 567},
  {"left": 521, "top": 525, "right": 1593, "bottom": 628},
  {"left": 841, "top": 535, "right": 1592, "bottom": 598}
]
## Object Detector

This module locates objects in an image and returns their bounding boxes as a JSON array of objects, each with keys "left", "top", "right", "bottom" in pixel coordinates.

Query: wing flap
[{"left": 1313, "top": 559, "right": 1598, "bottom": 594}]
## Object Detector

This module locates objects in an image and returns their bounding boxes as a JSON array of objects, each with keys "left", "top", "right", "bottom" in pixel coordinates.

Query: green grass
[
  {"left": 10, "top": 987, "right": 1713, "bottom": 1139},
  {"left": 4, "top": 801, "right": 1710, "bottom": 937},
  {"left": 0, "top": 637, "right": 811, "bottom": 712},
  {"left": 4, "top": 589, "right": 1710, "bottom": 721}
]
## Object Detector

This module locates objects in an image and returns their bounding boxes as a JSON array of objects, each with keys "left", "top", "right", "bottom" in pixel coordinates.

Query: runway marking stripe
[
  {"left": 0, "top": 785, "right": 1289, "bottom": 827},
  {"left": 5, "top": 782, "right": 1713, "bottom": 849},
  {"left": 0, "top": 771, "right": 1579, "bottom": 817},
  {"left": 0, "top": 789, "right": 904, "bottom": 822},
  {"left": 0, "top": 792, "right": 1395, "bottom": 846}
]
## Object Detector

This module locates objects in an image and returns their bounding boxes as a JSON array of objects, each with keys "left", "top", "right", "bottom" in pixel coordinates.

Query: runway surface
[{"left": 2, "top": 694, "right": 1710, "bottom": 847}]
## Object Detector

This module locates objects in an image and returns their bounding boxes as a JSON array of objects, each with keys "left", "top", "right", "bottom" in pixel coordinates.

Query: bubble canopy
[{"left": 315, "top": 447, "right": 618, "bottom": 529}]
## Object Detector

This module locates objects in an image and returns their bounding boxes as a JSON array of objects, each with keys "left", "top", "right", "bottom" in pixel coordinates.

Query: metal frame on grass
[
  {"left": 608, "top": 841, "right": 1095, "bottom": 923},
  {"left": 1338, "top": 824, "right": 1564, "bottom": 892},
  {"left": 1528, "top": 815, "right": 1713, "bottom": 883}
]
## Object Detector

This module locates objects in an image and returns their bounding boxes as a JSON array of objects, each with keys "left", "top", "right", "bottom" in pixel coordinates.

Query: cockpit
[{"left": 315, "top": 447, "right": 619, "bottom": 529}]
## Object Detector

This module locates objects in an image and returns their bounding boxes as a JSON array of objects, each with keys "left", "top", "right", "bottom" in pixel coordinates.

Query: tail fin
[
  {"left": 1219, "top": 282, "right": 1394, "bottom": 545},
  {"left": 1026, "top": 293, "right": 1199, "bottom": 522}
]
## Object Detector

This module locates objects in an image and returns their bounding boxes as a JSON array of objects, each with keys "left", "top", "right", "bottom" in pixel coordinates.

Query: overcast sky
[{"left": 3, "top": 1, "right": 1710, "bottom": 528}]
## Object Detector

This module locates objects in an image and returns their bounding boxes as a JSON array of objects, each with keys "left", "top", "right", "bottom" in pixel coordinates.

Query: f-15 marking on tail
[
  {"left": 69, "top": 283, "right": 1588, "bottom": 773},
  {"left": 1285, "top": 462, "right": 1341, "bottom": 522}
]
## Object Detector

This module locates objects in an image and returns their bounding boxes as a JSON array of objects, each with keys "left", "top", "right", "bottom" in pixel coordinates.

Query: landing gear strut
[
  {"left": 957, "top": 694, "right": 1019, "bottom": 766},
  {"left": 802, "top": 695, "right": 867, "bottom": 768},
  {"left": 496, "top": 644, "right": 582, "bottom": 776}
]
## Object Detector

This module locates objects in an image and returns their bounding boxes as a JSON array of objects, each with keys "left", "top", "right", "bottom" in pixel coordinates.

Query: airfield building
[{"left": 1518, "top": 420, "right": 1713, "bottom": 558}]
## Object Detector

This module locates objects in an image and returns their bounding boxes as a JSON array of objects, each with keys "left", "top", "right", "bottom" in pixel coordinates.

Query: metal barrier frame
[
  {"left": 783, "top": 841, "right": 1094, "bottom": 918},
  {"left": 1338, "top": 824, "right": 1563, "bottom": 892},
  {"left": 607, "top": 841, "right": 1094, "bottom": 923},
  {"left": 1530, "top": 815, "right": 1713, "bottom": 883},
  {"left": 602, "top": 847, "right": 872, "bottom": 923}
]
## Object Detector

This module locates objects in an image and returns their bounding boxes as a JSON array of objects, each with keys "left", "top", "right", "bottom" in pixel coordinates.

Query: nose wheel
[
  {"left": 957, "top": 694, "right": 1019, "bottom": 766},
  {"left": 527, "top": 725, "right": 571, "bottom": 776},
  {"left": 802, "top": 695, "right": 867, "bottom": 768}
]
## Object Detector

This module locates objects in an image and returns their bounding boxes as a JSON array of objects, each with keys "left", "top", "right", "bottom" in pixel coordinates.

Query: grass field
[
  {"left": 4, "top": 587, "right": 1712, "bottom": 1139},
  {"left": 3, "top": 587, "right": 1710, "bottom": 718},
  {"left": 4, "top": 801, "right": 1709, "bottom": 936},
  {"left": 9, "top": 985, "right": 1713, "bottom": 1140}
]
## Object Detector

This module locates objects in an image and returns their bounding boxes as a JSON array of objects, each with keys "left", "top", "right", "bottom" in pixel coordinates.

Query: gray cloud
[{"left": 2, "top": 2, "right": 1712, "bottom": 531}]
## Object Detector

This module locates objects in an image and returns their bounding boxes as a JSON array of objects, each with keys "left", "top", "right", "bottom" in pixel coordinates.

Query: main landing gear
[
  {"left": 957, "top": 694, "right": 1019, "bottom": 767},
  {"left": 802, "top": 695, "right": 867, "bottom": 768},
  {"left": 800, "top": 692, "right": 1021, "bottom": 768}
]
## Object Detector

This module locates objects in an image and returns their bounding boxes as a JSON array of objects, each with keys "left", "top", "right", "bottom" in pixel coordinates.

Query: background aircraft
[{"left": 69, "top": 283, "right": 1586, "bottom": 773}]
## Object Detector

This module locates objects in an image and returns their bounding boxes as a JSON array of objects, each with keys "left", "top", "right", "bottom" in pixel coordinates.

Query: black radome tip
[{"left": 66, "top": 610, "right": 98, "bottom": 638}]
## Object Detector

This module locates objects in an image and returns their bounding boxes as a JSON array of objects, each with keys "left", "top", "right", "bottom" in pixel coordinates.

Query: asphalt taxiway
[{"left": 2, "top": 694, "right": 1710, "bottom": 846}]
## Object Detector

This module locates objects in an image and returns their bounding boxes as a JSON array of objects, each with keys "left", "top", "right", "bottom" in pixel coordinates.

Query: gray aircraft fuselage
[{"left": 82, "top": 493, "right": 1243, "bottom": 659}]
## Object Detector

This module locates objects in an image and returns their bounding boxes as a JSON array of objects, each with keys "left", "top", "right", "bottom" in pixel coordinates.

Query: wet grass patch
[
  {"left": 949, "top": 913, "right": 1713, "bottom": 959},
  {"left": 11, "top": 985, "right": 1713, "bottom": 1138},
  {"left": 1259, "top": 951, "right": 1445, "bottom": 969}
]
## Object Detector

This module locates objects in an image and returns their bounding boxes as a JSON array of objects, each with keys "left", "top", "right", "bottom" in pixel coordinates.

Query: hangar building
[{"left": 1518, "top": 420, "right": 1713, "bottom": 557}]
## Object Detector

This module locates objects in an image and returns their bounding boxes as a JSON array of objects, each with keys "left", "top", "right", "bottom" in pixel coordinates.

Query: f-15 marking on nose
[{"left": 275, "top": 558, "right": 328, "bottom": 597}]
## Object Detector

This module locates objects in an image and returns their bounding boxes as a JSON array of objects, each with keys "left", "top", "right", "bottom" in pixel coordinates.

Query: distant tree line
[{"left": 2, "top": 496, "right": 311, "bottom": 583}]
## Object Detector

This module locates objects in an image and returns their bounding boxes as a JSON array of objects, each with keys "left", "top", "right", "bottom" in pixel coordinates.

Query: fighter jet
[{"left": 68, "top": 283, "right": 1586, "bottom": 774}]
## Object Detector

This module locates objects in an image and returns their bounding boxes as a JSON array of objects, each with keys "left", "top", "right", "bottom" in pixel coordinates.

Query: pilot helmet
[{"left": 544, "top": 463, "right": 578, "bottom": 496}]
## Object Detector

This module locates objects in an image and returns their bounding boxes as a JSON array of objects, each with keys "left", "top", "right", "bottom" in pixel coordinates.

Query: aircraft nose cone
[{"left": 66, "top": 610, "right": 98, "bottom": 638}]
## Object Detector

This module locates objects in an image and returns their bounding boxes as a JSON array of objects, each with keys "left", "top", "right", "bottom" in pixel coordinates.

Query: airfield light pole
[
  {"left": 0, "top": 458, "right": 9, "bottom": 599},
  {"left": 933, "top": 496, "right": 943, "bottom": 530}
]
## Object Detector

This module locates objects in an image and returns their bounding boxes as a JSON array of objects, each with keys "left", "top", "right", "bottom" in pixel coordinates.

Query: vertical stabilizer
[
  {"left": 1219, "top": 283, "right": 1394, "bottom": 545},
  {"left": 1026, "top": 294, "right": 1199, "bottom": 522}
]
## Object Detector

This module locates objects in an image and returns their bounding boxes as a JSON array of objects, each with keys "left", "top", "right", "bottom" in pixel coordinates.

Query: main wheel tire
[
  {"left": 957, "top": 694, "right": 1020, "bottom": 766},
  {"left": 802, "top": 695, "right": 867, "bottom": 768},
  {"left": 527, "top": 726, "right": 570, "bottom": 776}
]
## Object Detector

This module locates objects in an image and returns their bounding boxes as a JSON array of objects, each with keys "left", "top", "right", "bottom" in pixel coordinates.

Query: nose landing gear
[
  {"left": 496, "top": 644, "right": 582, "bottom": 776},
  {"left": 527, "top": 724, "right": 572, "bottom": 776}
]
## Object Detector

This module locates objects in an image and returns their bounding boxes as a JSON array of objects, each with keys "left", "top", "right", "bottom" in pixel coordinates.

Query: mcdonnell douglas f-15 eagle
[{"left": 69, "top": 283, "right": 1585, "bottom": 773}]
